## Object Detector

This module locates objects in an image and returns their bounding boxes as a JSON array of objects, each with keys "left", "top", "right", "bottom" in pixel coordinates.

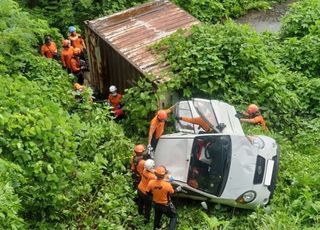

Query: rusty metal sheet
[{"left": 88, "top": 1, "right": 200, "bottom": 80}]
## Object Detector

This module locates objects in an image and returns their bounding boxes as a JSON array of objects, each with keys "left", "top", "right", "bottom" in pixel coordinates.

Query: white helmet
[
  {"left": 144, "top": 159, "right": 155, "bottom": 171},
  {"left": 109, "top": 85, "right": 117, "bottom": 93}
]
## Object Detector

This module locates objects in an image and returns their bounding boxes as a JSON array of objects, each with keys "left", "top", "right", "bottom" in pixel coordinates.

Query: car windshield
[
  {"left": 193, "top": 99, "right": 218, "bottom": 131},
  {"left": 187, "top": 135, "right": 231, "bottom": 196}
]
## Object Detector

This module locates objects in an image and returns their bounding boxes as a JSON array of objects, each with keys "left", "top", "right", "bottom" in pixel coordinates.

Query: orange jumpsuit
[
  {"left": 61, "top": 47, "right": 74, "bottom": 69},
  {"left": 241, "top": 115, "right": 268, "bottom": 131},
  {"left": 138, "top": 170, "right": 156, "bottom": 195},
  {"left": 251, "top": 115, "right": 267, "bottom": 131},
  {"left": 148, "top": 108, "right": 172, "bottom": 143},
  {"left": 147, "top": 179, "right": 174, "bottom": 205},
  {"left": 130, "top": 155, "right": 145, "bottom": 176},
  {"left": 130, "top": 154, "right": 145, "bottom": 187},
  {"left": 146, "top": 178, "right": 177, "bottom": 229},
  {"left": 181, "top": 116, "right": 213, "bottom": 132},
  {"left": 68, "top": 33, "right": 86, "bottom": 51},
  {"left": 41, "top": 42, "right": 57, "bottom": 58},
  {"left": 70, "top": 56, "right": 81, "bottom": 74},
  {"left": 137, "top": 169, "right": 155, "bottom": 223},
  {"left": 108, "top": 93, "right": 123, "bottom": 109}
]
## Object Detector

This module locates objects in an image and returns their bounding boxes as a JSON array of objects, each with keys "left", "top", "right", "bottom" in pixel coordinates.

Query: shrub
[
  {"left": 281, "top": 0, "right": 320, "bottom": 38},
  {"left": 0, "top": 159, "right": 26, "bottom": 229},
  {"left": 16, "top": 0, "right": 148, "bottom": 33},
  {"left": 0, "top": 1, "right": 137, "bottom": 228},
  {"left": 173, "top": 0, "right": 275, "bottom": 23},
  {"left": 278, "top": 35, "right": 320, "bottom": 78}
]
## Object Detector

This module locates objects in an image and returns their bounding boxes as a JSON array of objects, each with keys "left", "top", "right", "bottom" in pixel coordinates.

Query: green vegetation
[
  {"left": 16, "top": 0, "right": 148, "bottom": 34},
  {"left": 0, "top": 0, "right": 138, "bottom": 228},
  {"left": 173, "top": 0, "right": 285, "bottom": 24},
  {"left": 280, "top": 0, "right": 320, "bottom": 38},
  {"left": 1, "top": 0, "right": 319, "bottom": 229}
]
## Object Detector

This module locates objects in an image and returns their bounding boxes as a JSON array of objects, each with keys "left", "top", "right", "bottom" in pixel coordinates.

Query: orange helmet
[
  {"left": 62, "top": 39, "right": 70, "bottom": 47},
  {"left": 155, "top": 166, "right": 167, "bottom": 178},
  {"left": 247, "top": 104, "right": 259, "bottom": 115},
  {"left": 134, "top": 144, "right": 145, "bottom": 155},
  {"left": 73, "top": 48, "right": 81, "bottom": 56},
  {"left": 157, "top": 110, "right": 167, "bottom": 121}
]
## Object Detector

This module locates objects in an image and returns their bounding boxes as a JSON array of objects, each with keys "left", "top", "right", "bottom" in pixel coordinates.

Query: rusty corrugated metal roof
[{"left": 87, "top": 0, "right": 200, "bottom": 79}]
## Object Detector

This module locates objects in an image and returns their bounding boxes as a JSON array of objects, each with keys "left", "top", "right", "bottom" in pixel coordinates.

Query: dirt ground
[{"left": 236, "top": 0, "right": 297, "bottom": 33}]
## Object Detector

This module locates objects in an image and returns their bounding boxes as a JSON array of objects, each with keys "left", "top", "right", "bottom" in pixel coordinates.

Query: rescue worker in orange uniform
[
  {"left": 70, "top": 48, "right": 84, "bottom": 84},
  {"left": 137, "top": 159, "right": 156, "bottom": 224},
  {"left": 108, "top": 85, "right": 124, "bottom": 119},
  {"left": 148, "top": 105, "right": 175, "bottom": 150},
  {"left": 146, "top": 166, "right": 178, "bottom": 230},
  {"left": 68, "top": 26, "right": 86, "bottom": 54},
  {"left": 175, "top": 116, "right": 213, "bottom": 133},
  {"left": 72, "top": 83, "right": 93, "bottom": 103},
  {"left": 41, "top": 35, "right": 58, "bottom": 59},
  {"left": 240, "top": 104, "right": 268, "bottom": 131},
  {"left": 61, "top": 39, "right": 74, "bottom": 72},
  {"left": 130, "top": 144, "right": 146, "bottom": 187}
]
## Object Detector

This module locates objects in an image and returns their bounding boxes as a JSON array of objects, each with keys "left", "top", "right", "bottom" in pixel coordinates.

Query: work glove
[{"left": 175, "top": 186, "right": 182, "bottom": 192}]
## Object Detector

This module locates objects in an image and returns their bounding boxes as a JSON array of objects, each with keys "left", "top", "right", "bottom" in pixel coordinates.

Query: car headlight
[
  {"left": 252, "top": 137, "right": 265, "bottom": 149},
  {"left": 236, "top": 191, "right": 256, "bottom": 203}
]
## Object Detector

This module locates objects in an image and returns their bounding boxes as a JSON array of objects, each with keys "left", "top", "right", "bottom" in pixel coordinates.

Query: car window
[
  {"left": 187, "top": 135, "right": 232, "bottom": 196},
  {"left": 193, "top": 99, "right": 219, "bottom": 131},
  {"left": 175, "top": 101, "right": 197, "bottom": 133}
]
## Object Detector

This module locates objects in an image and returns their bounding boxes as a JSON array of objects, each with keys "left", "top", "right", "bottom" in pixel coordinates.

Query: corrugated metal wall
[{"left": 85, "top": 25, "right": 142, "bottom": 96}]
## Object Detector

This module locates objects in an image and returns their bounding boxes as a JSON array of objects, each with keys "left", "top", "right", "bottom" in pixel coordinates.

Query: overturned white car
[{"left": 154, "top": 98, "right": 279, "bottom": 209}]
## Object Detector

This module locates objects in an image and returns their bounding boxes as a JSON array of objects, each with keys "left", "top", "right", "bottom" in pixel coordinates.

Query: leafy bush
[
  {"left": 17, "top": 0, "right": 148, "bottom": 33},
  {"left": 173, "top": 0, "right": 276, "bottom": 23},
  {"left": 0, "top": 1, "right": 138, "bottom": 228},
  {"left": 278, "top": 35, "right": 320, "bottom": 78},
  {"left": 281, "top": 0, "right": 320, "bottom": 38},
  {"left": 0, "top": 0, "right": 61, "bottom": 55},
  {"left": 0, "top": 182, "right": 26, "bottom": 229},
  {"left": 172, "top": 0, "right": 225, "bottom": 23},
  {"left": 122, "top": 77, "right": 161, "bottom": 139},
  {"left": 0, "top": 159, "right": 26, "bottom": 229},
  {"left": 153, "top": 22, "right": 271, "bottom": 97}
]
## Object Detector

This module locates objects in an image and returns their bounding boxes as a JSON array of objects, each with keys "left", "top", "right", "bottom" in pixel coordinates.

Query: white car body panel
[
  {"left": 155, "top": 135, "right": 192, "bottom": 182},
  {"left": 220, "top": 135, "right": 256, "bottom": 198}
]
